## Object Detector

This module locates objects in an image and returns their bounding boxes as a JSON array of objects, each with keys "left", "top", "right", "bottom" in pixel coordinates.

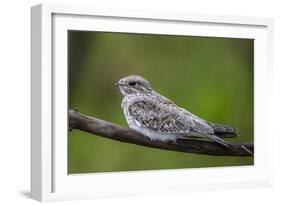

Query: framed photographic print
[{"left": 31, "top": 3, "right": 274, "bottom": 201}]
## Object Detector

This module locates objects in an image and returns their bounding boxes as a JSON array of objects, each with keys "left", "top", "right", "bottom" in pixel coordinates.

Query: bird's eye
[{"left": 128, "top": 81, "right": 136, "bottom": 86}]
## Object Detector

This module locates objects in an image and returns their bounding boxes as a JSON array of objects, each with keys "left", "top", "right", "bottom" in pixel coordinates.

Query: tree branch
[{"left": 68, "top": 109, "right": 254, "bottom": 156}]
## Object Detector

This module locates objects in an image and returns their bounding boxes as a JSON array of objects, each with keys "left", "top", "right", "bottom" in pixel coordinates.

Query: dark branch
[{"left": 68, "top": 110, "right": 254, "bottom": 156}]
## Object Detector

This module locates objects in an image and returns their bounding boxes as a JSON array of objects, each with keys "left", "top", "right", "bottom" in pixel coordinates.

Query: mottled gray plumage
[{"left": 116, "top": 75, "right": 237, "bottom": 147}]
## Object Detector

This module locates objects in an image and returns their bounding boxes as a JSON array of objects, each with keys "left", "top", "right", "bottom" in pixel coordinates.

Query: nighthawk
[{"left": 115, "top": 75, "right": 239, "bottom": 149}]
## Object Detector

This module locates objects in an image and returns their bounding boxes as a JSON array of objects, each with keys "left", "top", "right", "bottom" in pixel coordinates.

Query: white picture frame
[{"left": 31, "top": 3, "right": 274, "bottom": 202}]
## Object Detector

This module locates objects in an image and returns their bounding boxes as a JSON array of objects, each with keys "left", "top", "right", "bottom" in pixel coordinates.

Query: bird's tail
[{"left": 209, "top": 123, "right": 238, "bottom": 138}]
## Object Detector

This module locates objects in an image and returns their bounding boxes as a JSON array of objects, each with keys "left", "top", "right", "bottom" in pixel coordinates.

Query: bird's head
[{"left": 115, "top": 75, "right": 152, "bottom": 96}]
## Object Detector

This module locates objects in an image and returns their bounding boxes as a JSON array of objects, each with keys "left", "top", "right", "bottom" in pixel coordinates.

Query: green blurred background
[{"left": 68, "top": 31, "right": 254, "bottom": 174}]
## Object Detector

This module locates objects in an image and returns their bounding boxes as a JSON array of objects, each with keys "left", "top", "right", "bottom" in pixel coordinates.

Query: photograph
[{"left": 67, "top": 30, "right": 254, "bottom": 174}]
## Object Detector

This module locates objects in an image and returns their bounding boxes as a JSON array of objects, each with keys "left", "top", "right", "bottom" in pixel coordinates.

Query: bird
[{"left": 115, "top": 75, "right": 240, "bottom": 150}]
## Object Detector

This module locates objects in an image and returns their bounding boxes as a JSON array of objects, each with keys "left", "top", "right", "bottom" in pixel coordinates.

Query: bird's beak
[{"left": 115, "top": 82, "right": 126, "bottom": 87}]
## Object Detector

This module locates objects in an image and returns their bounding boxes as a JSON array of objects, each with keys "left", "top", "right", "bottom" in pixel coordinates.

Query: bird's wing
[
  {"left": 128, "top": 98, "right": 213, "bottom": 134},
  {"left": 179, "top": 108, "right": 214, "bottom": 134}
]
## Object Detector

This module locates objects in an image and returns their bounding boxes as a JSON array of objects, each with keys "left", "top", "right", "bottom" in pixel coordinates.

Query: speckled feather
[{"left": 127, "top": 94, "right": 213, "bottom": 134}]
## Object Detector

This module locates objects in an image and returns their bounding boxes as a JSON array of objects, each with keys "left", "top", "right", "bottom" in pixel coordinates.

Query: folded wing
[{"left": 128, "top": 98, "right": 214, "bottom": 135}]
